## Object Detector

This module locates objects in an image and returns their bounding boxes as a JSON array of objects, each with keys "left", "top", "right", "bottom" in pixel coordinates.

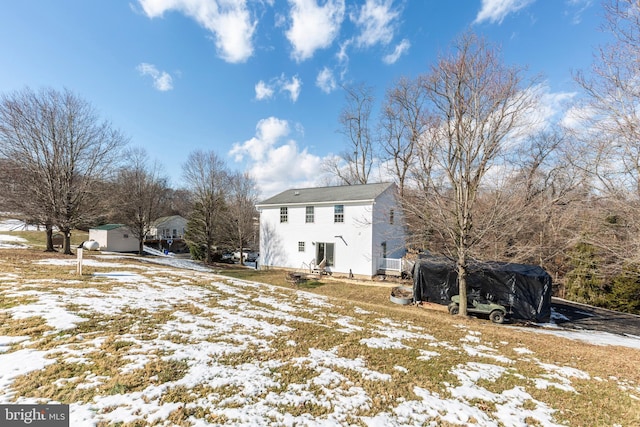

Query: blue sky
[{"left": 0, "top": 0, "right": 604, "bottom": 197}]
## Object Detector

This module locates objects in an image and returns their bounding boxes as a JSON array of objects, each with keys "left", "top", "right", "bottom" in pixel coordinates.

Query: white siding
[
  {"left": 149, "top": 216, "right": 187, "bottom": 239},
  {"left": 258, "top": 184, "right": 406, "bottom": 278},
  {"left": 89, "top": 229, "right": 109, "bottom": 250},
  {"left": 89, "top": 227, "right": 138, "bottom": 252},
  {"left": 372, "top": 186, "right": 407, "bottom": 264}
]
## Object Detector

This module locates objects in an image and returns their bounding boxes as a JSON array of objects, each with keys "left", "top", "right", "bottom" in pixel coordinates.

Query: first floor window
[
  {"left": 298, "top": 241, "right": 305, "bottom": 252},
  {"left": 280, "top": 207, "right": 288, "bottom": 223}
]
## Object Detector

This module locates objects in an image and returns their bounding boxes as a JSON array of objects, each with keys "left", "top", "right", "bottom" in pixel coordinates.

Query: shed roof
[{"left": 257, "top": 182, "right": 395, "bottom": 206}]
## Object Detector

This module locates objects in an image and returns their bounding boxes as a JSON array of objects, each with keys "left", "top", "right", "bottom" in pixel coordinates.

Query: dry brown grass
[{"left": 1, "top": 248, "right": 639, "bottom": 426}]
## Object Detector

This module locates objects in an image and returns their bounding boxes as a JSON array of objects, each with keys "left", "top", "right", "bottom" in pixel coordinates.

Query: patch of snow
[
  {"left": 522, "top": 327, "right": 640, "bottom": 350},
  {"left": 0, "top": 233, "right": 28, "bottom": 248},
  {"left": 0, "top": 336, "right": 30, "bottom": 353},
  {"left": 0, "top": 349, "right": 56, "bottom": 402},
  {"left": 0, "top": 219, "right": 40, "bottom": 231},
  {"left": 0, "top": 253, "right": 638, "bottom": 426}
]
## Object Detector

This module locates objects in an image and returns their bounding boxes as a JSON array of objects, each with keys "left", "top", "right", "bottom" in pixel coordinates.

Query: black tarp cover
[{"left": 412, "top": 256, "right": 552, "bottom": 322}]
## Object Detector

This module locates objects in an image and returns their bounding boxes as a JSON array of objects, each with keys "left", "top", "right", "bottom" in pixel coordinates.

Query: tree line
[
  {"left": 0, "top": 87, "right": 258, "bottom": 263},
  {"left": 325, "top": 1, "right": 640, "bottom": 314}
]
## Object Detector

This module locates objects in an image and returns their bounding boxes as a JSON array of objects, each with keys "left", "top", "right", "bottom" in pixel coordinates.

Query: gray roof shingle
[{"left": 257, "top": 182, "right": 395, "bottom": 206}]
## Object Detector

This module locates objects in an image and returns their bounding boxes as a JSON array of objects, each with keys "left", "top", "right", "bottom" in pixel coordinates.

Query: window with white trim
[
  {"left": 334, "top": 204, "right": 344, "bottom": 223},
  {"left": 305, "top": 206, "right": 314, "bottom": 223},
  {"left": 280, "top": 207, "right": 288, "bottom": 223}
]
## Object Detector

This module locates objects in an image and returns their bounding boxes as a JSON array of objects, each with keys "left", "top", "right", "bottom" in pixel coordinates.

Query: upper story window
[
  {"left": 334, "top": 204, "right": 344, "bottom": 223},
  {"left": 298, "top": 241, "right": 305, "bottom": 252},
  {"left": 389, "top": 209, "right": 394, "bottom": 225},
  {"left": 306, "top": 206, "right": 314, "bottom": 223},
  {"left": 280, "top": 207, "right": 288, "bottom": 223}
]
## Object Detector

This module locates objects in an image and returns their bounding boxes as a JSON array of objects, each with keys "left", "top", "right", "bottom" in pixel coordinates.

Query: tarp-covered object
[{"left": 412, "top": 256, "right": 552, "bottom": 322}]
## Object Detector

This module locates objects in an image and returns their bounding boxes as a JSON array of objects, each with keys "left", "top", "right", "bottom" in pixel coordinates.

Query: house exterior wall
[
  {"left": 89, "top": 227, "right": 138, "bottom": 252},
  {"left": 149, "top": 216, "right": 187, "bottom": 239},
  {"left": 259, "top": 188, "right": 405, "bottom": 277},
  {"left": 371, "top": 186, "right": 407, "bottom": 263}
]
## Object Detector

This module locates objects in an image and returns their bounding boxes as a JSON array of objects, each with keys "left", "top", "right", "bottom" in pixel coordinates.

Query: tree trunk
[
  {"left": 63, "top": 229, "right": 72, "bottom": 255},
  {"left": 457, "top": 252, "right": 468, "bottom": 317},
  {"left": 45, "top": 224, "right": 55, "bottom": 252},
  {"left": 205, "top": 239, "right": 213, "bottom": 264},
  {"left": 138, "top": 239, "right": 144, "bottom": 256}
]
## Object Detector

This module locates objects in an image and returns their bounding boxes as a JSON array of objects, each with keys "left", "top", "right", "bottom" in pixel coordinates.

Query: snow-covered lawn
[
  {"left": 0, "top": 219, "right": 40, "bottom": 232},
  {"left": 0, "top": 234, "right": 28, "bottom": 249},
  {"left": 0, "top": 250, "right": 639, "bottom": 426}
]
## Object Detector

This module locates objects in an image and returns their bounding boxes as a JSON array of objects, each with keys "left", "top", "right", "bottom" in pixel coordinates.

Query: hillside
[{"left": 0, "top": 247, "right": 639, "bottom": 426}]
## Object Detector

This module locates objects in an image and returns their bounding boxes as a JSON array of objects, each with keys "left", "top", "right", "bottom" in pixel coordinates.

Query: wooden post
[{"left": 76, "top": 247, "right": 83, "bottom": 275}]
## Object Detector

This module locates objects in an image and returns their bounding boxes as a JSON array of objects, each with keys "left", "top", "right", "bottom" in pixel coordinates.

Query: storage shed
[
  {"left": 412, "top": 256, "right": 552, "bottom": 322},
  {"left": 88, "top": 224, "right": 138, "bottom": 253}
]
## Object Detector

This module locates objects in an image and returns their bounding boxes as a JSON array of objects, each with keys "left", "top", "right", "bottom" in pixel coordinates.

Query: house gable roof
[
  {"left": 152, "top": 215, "right": 186, "bottom": 227},
  {"left": 257, "top": 182, "right": 396, "bottom": 206}
]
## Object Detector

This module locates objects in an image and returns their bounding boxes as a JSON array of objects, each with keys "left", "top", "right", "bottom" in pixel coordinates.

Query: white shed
[
  {"left": 88, "top": 224, "right": 138, "bottom": 252},
  {"left": 256, "top": 182, "right": 406, "bottom": 279}
]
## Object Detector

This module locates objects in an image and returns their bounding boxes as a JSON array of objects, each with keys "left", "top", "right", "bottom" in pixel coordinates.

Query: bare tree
[
  {"left": 476, "top": 129, "right": 586, "bottom": 274},
  {"left": 379, "top": 76, "right": 429, "bottom": 197},
  {"left": 417, "top": 32, "right": 538, "bottom": 316},
  {"left": 225, "top": 172, "right": 259, "bottom": 265},
  {"left": 162, "top": 188, "right": 193, "bottom": 218},
  {"left": 0, "top": 87, "right": 127, "bottom": 254},
  {"left": 570, "top": 0, "right": 640, "bottom": 279},
  {"left": 325, "top": 83, "right": 376, "bottom": 185},
  {"left": 113, "top": 148, "right": 169, "bottom": 256},
  {"left": 182, "top": 150, "right": 229, "bottom": 264},
  {"left": 574, "top": 0, "right": 640, "bottom": 194}
]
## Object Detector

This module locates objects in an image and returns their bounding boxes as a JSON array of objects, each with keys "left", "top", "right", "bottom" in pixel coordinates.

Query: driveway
[{"left": 551, "top": 297, "right": 640, "bottom": 337}]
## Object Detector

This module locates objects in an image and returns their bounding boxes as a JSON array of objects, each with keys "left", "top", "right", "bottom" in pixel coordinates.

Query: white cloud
[
  {"left": 316, "top": 67, "right": 337, "bottom": 93},
  {"left": 474, "top": 0, "right": 535, "bottom": 24},
  {"left": 250, "top": 142, "right": 324, "bottom": 197},
  {"left": 229, "top": 117, "right": 325, "bottom": 197},
  {"left": 255, "top": 80, "right": 275, "bottom": 100},
  {"left": 515, "top": 84, "right": 577, "bottom": 136},
  {"left": 351, "top": 0, "right": 400, "bottom": 48},
  {"left": 285, "top": 0, "right": 346, "bottom": 62},
  {"left": 136, "top": 63, "right": 174, "bottom": 91},
  {"left": 383, "top": 38, "right": 410, "bottom": 64},
  {"left": 565, "top": 0, "right": 593, "bottom": 25},
  {"left": 230, "top": 117, "right": 290, "bottom": 162},
  {"left": 255, "top": 74, "right": 303, "bottom": 102},
  {"left": 282, "top": 75, "right": 302, "bottom": 102},
  {"left": 138, "top": 0, "right": 256, "bottom": 63}
]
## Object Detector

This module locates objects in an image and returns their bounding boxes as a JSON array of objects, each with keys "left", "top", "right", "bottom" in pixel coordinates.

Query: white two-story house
[{"left": 256, "top": 182, "right": 406, "bottom": 278}]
